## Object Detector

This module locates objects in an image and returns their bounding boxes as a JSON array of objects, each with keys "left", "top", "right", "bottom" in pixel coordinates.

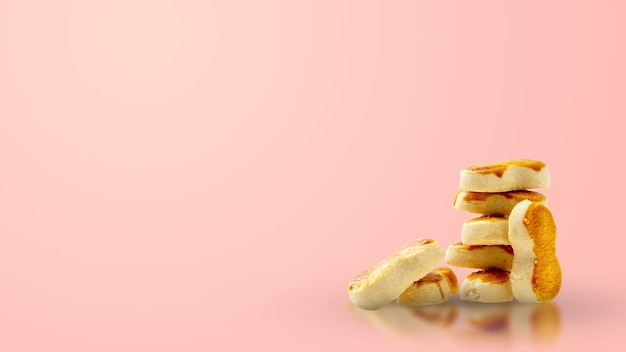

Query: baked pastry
[
  {"left": 461, "top": 215, "right": 509, "bottom": 245},
  {"left": 397, "top": 267, "right": 459, "bottom": 306},
  {"left": 348, "top": 239, "right": 445, "bottom": 310},
  {"left": 454, "top": 190, "right": 547, "bottom": 216},
  {"left": 508, "top": 200, "right": 561, "bottom": 303},
  {"left": 460, "top": 270, "right": 513, "bottom": 303},
  {"left": 445, "top": 242, "right": 513, "bottom": 271},
  {"left": 460, "top": 159, "right": 550, "bottom": 192}
]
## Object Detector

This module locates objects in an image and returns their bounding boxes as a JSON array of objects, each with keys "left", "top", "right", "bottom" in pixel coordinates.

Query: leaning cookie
[
  {"left": 460, "top": 270, "right": 513, "bottom": 303},
  {"left": 348, "top": 239, "right": 445, "bottom": 310},
  {"left": 460, "top": 159, "right": 550, "bottom": 192},
  {"left": 462, "top": 215, "right": 509, "bottom": 245},
  {"left": 454, "top": 190, "right": 548, "bottom": 216},
  {"left": 397, "top": 267, "right": 459, "bottom": 306},
  {"left": 445, "top": 242, "right": 513, "bottom": 271},
  {"left": 509, "top": 200, "right": 561, "bottom": 303}
]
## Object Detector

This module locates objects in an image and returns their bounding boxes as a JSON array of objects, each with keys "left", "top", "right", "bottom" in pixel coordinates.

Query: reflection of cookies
[
  {"left": 410, "top": 303, "right": 458, "bottom": 327},
  {"left": 509, "top": 200, "right": 561, "bottom": 303},
  {"left": 509, "top": 302, "right": 561, "bottom": 346},
  {"left": 398, "top": 267, "right": 459, "bottom": 306},
  {"left": 348, "top": 239, "right": 445, "bottom": 310},
  {"left": 530, "top": 303, "right": 561, "bottom": 344},
  {"left": 460, "top": 301, "right": 512, "bottom": 331},
  {"left": 348, "top": 302, "right": 437, "bottom": 338},
  {"left": 462, "top": 216, "right": 509, "bottom": 245},
  {"left": 460, "top": 159, "right": 550, "bottom": 192},
  {"left": 445, "top": 243, "right": 513, "bottom": 271},
  {"left": 349, "top": 298, "right": 562, "bottom": 347},
  {"left": 454, "top": 190, "right": 547, "bottom": 216},
  {"left": 460, "top": 270, "right": 513, "bottom": 303}
]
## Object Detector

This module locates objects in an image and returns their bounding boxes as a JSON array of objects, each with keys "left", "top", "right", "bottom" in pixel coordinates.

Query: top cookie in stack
[
  {"left": 459, "top": 159, "right": 550, "bottom": 193},
  {"left": 446, "top": 159, "right": 556, "bottom": 303},
  {"left": 453, "top": 159, "right": 549, "bottom": 217}
]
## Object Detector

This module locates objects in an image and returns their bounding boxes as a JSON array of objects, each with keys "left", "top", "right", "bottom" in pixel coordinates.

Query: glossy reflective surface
[
  {"left": 2, "top": 1, "right": 626, "bottom": 351},
  {"left": 351, "top": 300, "right": 561, "bottom": 349}
]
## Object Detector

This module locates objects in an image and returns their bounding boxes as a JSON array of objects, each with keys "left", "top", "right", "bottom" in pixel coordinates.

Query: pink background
[{"left": 1, "top": 1, "right": 625, "bottom": 351}]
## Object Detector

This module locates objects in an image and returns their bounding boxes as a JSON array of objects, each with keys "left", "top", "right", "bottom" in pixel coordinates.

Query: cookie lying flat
[
  {"left": 460, "top": 159, "right": 550, "bottom": 192},
  {"left": 462, "top": 215, "right": 509, "bottom": 245},
  {"left": 397, "top": 267, "right": 459, "bottom": 306},
  {"left": 445, "top": 243, "right": 513, "bottom": 271},
  {"left": 460, "top": 270, "right": 513, "bottom": 303},
  {"left": 454, "top": 190, "right": 547, "bottom": 216},
  {"left": 509, "top": 200, "right": 561, "bottom": 303},
  {"left": 348, "top": 239, "right": 445, "bottom": 310}
]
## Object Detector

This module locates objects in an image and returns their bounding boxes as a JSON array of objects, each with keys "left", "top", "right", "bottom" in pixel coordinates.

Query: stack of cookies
[
  {"left": 445, "top": 159, "right": 561, "bottom": 303},
  {"left": 348, "top": 158, "right": 561, "bottom": 309}
]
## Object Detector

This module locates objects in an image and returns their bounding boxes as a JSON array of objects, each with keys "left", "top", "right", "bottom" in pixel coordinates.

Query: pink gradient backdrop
[{"left": 1, "top": 1, "right": 624, "bottom": 351}]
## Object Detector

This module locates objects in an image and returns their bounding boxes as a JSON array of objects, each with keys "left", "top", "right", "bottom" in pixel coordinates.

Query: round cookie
[
  {"left": 460, "top": 270, "right": 513, "bottom": 303},
  {"left": 508, "top": 200, "right": 561, "bottom": 303},
  {"left": 348, "top": 239, "right": 445, "bottom": 310},
  {"left": 445, "top": 242, "right": 513, "bottom": 271},
  {"left": 454, "top": 190, "right": 548, "bottom": 216},
  {"left": 462, "top": 215, "right": 509, "bottom": 245},
  {"left": 397, "top": 267, "right": 459, "bottom": 306},
  {"left": 460, "top": 159, "right": 550, "bottom": 192}
]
